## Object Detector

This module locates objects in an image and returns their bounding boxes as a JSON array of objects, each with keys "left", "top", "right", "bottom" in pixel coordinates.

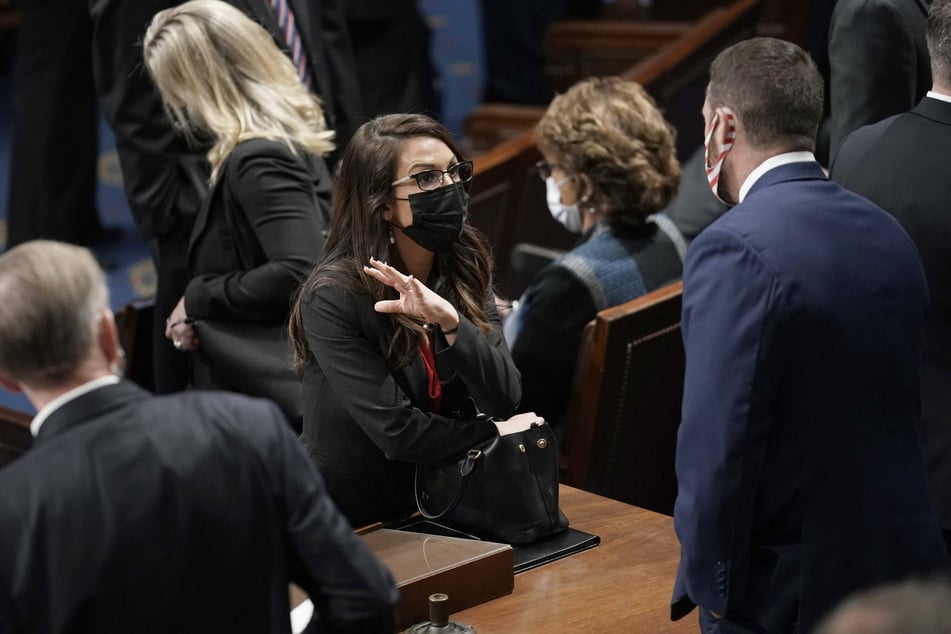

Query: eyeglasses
[
  {"left": 391, "top": 160, "right": 474, "bottom": 191},
  {"left": 535, "top": 160, "right": 568, "bottom": 181}
]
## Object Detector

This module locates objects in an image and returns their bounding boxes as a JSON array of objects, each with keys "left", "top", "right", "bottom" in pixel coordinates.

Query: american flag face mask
[{"left": 704, "top": 107, "right": 737, "bottom": 205}]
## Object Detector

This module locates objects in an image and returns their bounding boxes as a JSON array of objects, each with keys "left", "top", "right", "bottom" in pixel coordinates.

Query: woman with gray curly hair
[{"left": 507, "top": 76, "right": 684, "bottom": 435}]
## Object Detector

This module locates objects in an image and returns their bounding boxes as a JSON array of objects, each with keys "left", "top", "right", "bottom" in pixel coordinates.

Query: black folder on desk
[{"left": 388, "top": 518, "right": 600, "bottom": 574}]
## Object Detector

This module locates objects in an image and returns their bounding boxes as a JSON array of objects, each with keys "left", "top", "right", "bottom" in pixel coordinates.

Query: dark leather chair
[{"left": 561, "top": 281, "right": 684, "bottom": 516}]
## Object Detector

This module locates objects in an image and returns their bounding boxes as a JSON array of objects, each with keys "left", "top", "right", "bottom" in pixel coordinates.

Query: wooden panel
[
  {"left": 115, "top": 300, "right": 156, "bottom": 392},
  {"left": 562, "top": 282, "right": 685, "bottom": 516},
  {"left": 453, "top": 486, "right": 692, "bottom": 632},
  {"left": 543, "top": 21, "right": 691, "bottom": 96},
  {"left": 0, "top": 405, "right": 32, "bottom": 470},
  {"left": 463, "top": 103, "right": 546, "bottom": 156}
]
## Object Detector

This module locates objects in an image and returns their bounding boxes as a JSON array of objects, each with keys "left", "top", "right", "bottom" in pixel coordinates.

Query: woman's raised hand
[{"left": 364, "top": 258, "right": 460, "bottom": 333}]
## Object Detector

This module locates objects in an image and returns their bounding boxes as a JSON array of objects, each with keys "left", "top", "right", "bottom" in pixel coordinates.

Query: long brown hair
[{"left": 289, "top": 114, "right": 494, "bottom": 371}]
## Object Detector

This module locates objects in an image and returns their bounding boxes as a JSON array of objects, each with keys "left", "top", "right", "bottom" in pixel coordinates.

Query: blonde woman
[
  {"left": 144, "top": 0, "right": 334, "bottom": 417},
  {"left": 507, "top": 77, "right": 683, "bottom": 435}
]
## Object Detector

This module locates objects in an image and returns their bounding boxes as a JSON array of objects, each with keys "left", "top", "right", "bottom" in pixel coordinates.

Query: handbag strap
[{"left": 415, "top": 448, "right": 484, "bottom": 520}]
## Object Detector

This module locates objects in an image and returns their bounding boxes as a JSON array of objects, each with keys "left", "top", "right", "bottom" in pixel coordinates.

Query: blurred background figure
[
  {"left": 6, "top": 0, "right": 114, "bottom": 248},
  {"left": 345, "top": 1, "right": 437, "bottom": 118},
  {"left": 505, "top": 77, "right": 683, "bottom": 436},
  {"left": 831, "top": 0, "right": 951, "bottom": 556},
  {"left": 814, "top": 579, "right": 951, "bottom": 634},
  {"left": 480, "top": 0, "right": 602, "bottom": 104},
  {"left": 145, "top": 0, "right": 334, "bottom": 424},
  {"left": 827, "top": 0, "right": 932, "bottom": 161}
]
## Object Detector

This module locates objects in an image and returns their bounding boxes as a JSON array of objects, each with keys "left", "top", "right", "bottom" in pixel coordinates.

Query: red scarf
[{"left": 419, "top": 332, "right": 442, "bottom": 413}]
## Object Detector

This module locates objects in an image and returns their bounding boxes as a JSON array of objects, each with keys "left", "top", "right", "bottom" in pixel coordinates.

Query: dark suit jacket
[
  {"left": 298, "top": 284, "right": 521, "bottom": 527},
  {"left": 672, "top": 162, "right": 948, "bottom": 632},
  {"left": 90, "top": 0, "right": 361, "bottom": 240},
  {"left": 832, "top": 96, "right": 951, "bottom": 532},
  {"left": 828, "top": 0, "right": 932, "bottom": 161},
  {"left": 0, "top": 381, "right": 397, "bottom": 633},
  {"left": 185, "top": 139, "right": 331, "bottom": 324}
]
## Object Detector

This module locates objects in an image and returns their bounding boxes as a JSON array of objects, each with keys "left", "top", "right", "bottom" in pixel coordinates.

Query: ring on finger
[{"left": 174, "top": 340, "right": 183, "bottom": 350}]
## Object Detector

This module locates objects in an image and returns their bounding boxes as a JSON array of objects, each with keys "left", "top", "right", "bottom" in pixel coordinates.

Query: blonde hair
[
  {"left": 0, "top": 241, "right": 109, "bottom": 387},
  {"left": 143, "top": 0, "right": 334, "bottom": 181},
  {"left": 536, "top": 77, "right": 680, "bottom": 225}
]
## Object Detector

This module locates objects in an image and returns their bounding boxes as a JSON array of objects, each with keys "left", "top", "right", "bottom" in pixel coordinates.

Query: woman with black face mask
[{"left": 289, "top": 114, "right": 533, "bottom": 527}]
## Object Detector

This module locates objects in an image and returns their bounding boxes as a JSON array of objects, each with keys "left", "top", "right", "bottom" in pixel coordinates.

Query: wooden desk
[{"left": 452, "top": 486, "right": 694, "bottom": 633}]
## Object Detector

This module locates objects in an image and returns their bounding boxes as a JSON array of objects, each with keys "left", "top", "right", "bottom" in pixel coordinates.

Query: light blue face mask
[{"left": 545, "top": 176, "right": 583, "bottom": 234}]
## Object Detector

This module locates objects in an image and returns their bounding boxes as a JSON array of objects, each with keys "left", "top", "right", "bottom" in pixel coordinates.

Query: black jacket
[
  {"left": 0, "top": 381, "right": 397, "bottom": 633},
  {"left": 832, "top": 96, "right": 951, "bottom": 531},
  {"left": 298, "top": 283, "right": 521, "bottom": 527}
]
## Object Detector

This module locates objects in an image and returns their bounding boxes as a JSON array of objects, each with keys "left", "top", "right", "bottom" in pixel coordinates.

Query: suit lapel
[{"left": 34, "top": 381, "right": 151, "bottom": 447}]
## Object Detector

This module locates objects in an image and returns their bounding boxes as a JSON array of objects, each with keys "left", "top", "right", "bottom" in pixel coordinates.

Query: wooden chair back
[
  {"left": 468, "top": 129, "right": 577, "bottom": 299},
  {"left": 115, "top": 299, "right": 156, "bottom": 392},
  {"left": 561, "top": 282, "right": 685, "bottom": 516},
  {"left": 0, "top": 406, "right": 32, "bottom": 470}
]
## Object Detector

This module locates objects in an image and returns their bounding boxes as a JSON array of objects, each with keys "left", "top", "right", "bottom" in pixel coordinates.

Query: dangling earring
[{"left": 388, "top": 228, "right": 396, "bottom": 244}]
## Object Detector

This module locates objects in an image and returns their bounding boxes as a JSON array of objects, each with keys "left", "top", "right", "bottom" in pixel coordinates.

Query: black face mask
[{"left": 400, "top": 182, "right": 468, "bottom": 254}]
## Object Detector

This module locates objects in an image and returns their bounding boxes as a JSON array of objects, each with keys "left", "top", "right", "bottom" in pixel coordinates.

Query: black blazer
[
  {"left": 832, "top": 96, "right": 951, "bottom": 532},
  {"left": 90, "top": 0, "right": 361, "bottom": 240},
  {"left": 828, "top": 0, "right": 932, "bottom": 160},
  {"left": 298, "top": 283, "right": 521, "bottom": 527},
  {"left": 0, "top": 381, "right": 397, "bottom": 633},
  {"left": 185, "top": 138, "right": 330, "bottom": 324}
]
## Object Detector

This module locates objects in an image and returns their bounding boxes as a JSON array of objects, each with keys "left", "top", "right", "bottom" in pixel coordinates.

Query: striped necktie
[{"left": 267, "top": 0, "right": 313, "bottom": 88}]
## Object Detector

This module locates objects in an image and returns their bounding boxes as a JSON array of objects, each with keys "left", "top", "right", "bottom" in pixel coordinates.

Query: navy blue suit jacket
[
  {"left": 0, "top": 381, "right": 397, "bottom": 633},
  {"left": 672, "top": 161, "right": 947, "bottom": 632}
]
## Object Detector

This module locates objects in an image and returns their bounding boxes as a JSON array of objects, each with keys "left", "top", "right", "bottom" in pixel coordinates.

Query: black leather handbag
[
  {"left": 192, "top": 319, "right": 301, "bottom": 424},
  {"left": 415, "top": 421, "right": 568, "bottom": 545}
]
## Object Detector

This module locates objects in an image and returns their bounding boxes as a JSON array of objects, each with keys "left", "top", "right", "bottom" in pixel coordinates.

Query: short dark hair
[
  {"left": 928, "top": 0, "right": 951, "bottom": 85},
  {"left": 707, "top": 37, "right": 823, "bottom": 151}
]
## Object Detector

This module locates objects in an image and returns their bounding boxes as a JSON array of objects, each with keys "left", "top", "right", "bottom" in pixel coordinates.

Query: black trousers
[{"left": 7, "top": 0, "right": 103, "bottom": 247}]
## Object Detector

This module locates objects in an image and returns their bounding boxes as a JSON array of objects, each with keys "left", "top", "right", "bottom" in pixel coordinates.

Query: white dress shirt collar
[
  {"left": 738, "top": 151, "right": 817, "bottom": 203},
  {"left": 30, "top": 375, "right": 121, "bottom": 437},
  {"left": 926, "top": 90, "right": 951, "bottom": 105}
]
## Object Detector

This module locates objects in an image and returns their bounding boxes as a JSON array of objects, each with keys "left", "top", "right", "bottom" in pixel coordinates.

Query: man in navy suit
[
  {"left": 671, "top": 38, "right": 948, "bottom": 633},
  {"left": 0, "top": 240, "right": 397, "bottom": 633},
  {"left": 832, "top": 0, "right": 951, "bottom": 557}
]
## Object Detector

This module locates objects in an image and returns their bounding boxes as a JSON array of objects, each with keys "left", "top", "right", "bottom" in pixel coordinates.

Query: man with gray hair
[
  {"left": 672, "top": 37, "right": 947, "bottom": 633},
  {"left": 0, "top": 240, "right": 398, "bottom": 633},
  {"left": 832, "top": 0, "right": 951, "bottom": 558}
]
